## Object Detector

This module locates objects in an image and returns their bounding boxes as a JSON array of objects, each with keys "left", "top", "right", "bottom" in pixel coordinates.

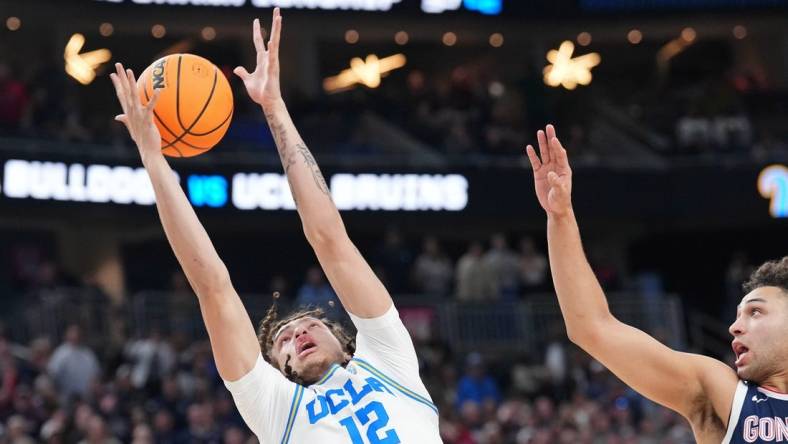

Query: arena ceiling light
[
  {"left": 64, "top": 33, "right": 112, "bottom": 85},
  {"left": 323, "top": 54, "right": 406, "bottom": 93},
  {"left": 543, "top": 41, "right": 600, "bottom": 90}
]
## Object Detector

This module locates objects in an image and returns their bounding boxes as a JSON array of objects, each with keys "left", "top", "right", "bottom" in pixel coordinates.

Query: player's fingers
[
  {"left": 537, "top": 129, "right": 550, "bottom": 165},
  {"left": 253, "top": 18, "right": 266, "bottom": 55},
  {"left": 145, "top": 89, "right": 162, "bottom": 115},
  {"left": 550, "top": 136, "right": 571, "bottom": 173},
  {"left": 117, "top": 64, "right": 133, "bottom": 104},
  {"left": 269, "top": 9, "right": 281, "bottom": 56},
  {"left": 125, "top": 69, "right": 139, "bottom": 107},
  {"left": 113, "top": 64, "right": 127, "bottom": 96},
  {"left": 233, "top": 66, "right": 251, "bottom": 81},
  {"left": 525, "top": 145, "right": 542, "bottom": 171},
  {"left": 546, "top": 124, "right": 556, "bottom": 141},
  {"left": 109, "top": 73, "right": 129, "bottom": 114}
]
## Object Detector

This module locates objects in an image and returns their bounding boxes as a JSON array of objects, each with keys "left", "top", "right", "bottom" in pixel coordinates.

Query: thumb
[
  {"left": 233, "top": 66, "right": 251, "bottom": 80},
  {"left": 115, "top": 114, "right": 130, "bottom": 131},
  {"left": 547, "top": 171, "right": 569, "bottom": 195}
]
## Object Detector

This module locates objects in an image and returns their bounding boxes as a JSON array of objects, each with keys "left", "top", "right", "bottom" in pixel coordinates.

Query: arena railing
[{"left": 0, "top": 288, "right": 686, "bottom": 357}]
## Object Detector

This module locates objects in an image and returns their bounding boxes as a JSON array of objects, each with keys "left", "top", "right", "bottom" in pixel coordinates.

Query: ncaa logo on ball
[{"left": 152, "top": 58, "right": 167, "bottom": 89}]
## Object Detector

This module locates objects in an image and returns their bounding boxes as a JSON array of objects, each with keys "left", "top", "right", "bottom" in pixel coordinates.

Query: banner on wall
[{"left": 0, "top": 159, "right": 469, "bottom": 212}]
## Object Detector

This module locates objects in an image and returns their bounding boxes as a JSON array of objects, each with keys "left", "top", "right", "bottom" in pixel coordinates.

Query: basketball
[{"left": 137, "top": 54, "right": 233, "bottom": 157}]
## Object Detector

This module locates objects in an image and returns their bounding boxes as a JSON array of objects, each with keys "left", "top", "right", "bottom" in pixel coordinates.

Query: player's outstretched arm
[
  {"left": 525, "top": 125, "right": 737, "bottom": 421},
  {"left": 110, "top": 63, "right": 260, "bottom": 381},
  {"left": 235, "top": 9, "right": 391, "bottom": 319}
]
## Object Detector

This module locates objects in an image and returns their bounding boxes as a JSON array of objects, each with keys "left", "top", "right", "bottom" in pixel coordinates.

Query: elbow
[
  {"left": 565, "top": 314, "right": 611, "bottom": 348},
  {"left": 193, "top": 263, "right": 233, "bottom": 299},
  {"left": 303, "top": 224, "right": 348, "bottom": 249},
  {"left": 566, "top": 326, "right": 596, "bottom": 348}
]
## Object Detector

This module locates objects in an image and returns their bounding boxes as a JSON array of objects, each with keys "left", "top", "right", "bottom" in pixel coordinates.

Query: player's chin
[
  {"left": 298, "top": 351, "right": 332, "bottom": 379},
  {"left": 736, "top": 362, "right": 760, "bottom": 382}
]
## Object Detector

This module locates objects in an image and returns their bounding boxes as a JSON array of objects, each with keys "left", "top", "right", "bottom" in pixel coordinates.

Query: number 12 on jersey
[{"left": 338, "top": 401, "right": 401, "bottom": 444}]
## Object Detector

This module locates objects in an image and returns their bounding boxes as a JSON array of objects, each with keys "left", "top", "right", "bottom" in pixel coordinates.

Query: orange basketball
[{"left": 137, "top": 54, "right": 233, "bottom": 157}]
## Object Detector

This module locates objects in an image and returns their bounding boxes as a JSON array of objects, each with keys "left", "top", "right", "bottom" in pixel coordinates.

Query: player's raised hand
[
  {"left": 110, "top": 62, "right": 161, "bottom": 158},
  {"left": 525, "top": 124, "right": 573, "bottom": 217},
  {"left": 234, "top": 8, "right": 282, "bottom": 109}
]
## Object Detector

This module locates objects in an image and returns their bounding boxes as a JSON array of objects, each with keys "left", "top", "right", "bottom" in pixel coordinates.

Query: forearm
[
  {"left": 141, "top": 151, "right": 230, "bottom": 296},
  {"left": 547, "top": 211, "right": 613, "bottom": 342},
  {"left": 263, "top": 99, "right": 346, "bottom": 244}
]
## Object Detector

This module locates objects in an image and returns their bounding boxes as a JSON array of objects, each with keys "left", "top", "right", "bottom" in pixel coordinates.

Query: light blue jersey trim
[
  {"left": 279, "top": 385, "right": 305, "bottom": 444},
  {"left": 312, "top": 363, "right": 341, "bottom": 386},
  {"left": 351, "top": 358, "right": 438, "bottom": 414}
]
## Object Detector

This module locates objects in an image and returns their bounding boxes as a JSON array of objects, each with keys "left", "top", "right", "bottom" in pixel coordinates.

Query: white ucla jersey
[{"left": 223, "top": 306, "right": 442, "bottom": 444}]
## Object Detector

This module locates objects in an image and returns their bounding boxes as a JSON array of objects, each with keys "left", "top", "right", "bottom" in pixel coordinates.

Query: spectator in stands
[
  {"left": 47, "top": 325, "right": 99, "bottom": 403},
  {"left": 412, "top": 236, "right": 454, "bottom": 297},
  {"left": 455, "top": 241, "right": 493, "bottom": 301},
  {"left": 267, "top": 274, "right": 290, "bottom": 301},
  {"left": 5, "top": 414, "right": 35, "bottom": 444},
  {"left": 130, "top": 423, "right": 154, "bottom": 444},
  {"left": 295, "top": 266, "right": 340, "bottom": 317},
  {"left": 456, "top": 352, "right": 502, "bottom": 411},
  {"left": 0, "top": 336, "right": 20, "bottom": 416},
  {"left": 152, "top": 409, "right": 177, "bottom": 444},
  {"left": 374, "top": 228, "right": 414, "bottom": 294},
  {"left": 176, "top": 402, "right": 220, "bottom": 444},
  {"left": 518, "top": 237, "right": 548, "bottom": 293},
  {"left": 483, "top": 234, "right": 521, "bottom": 299},
  {"left": 0, "top": 64, "right": 29, "bottom": 134},
  {"left": 78, "top": 414, "right": 121, "bottom": 444},
  {"left": 124, "top": 330, "right": 176, "bottom": 394}
]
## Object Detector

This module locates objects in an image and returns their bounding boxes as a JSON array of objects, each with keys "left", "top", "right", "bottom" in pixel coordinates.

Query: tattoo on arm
[
  {"left": 265, "top": 113, "right": 297, "bottom": 174},
  {"left": 264, "top": 113, "right": 330, "bottom": 199},
  {"left": 295, "top": 143, "right": 330, "bottom": 196}
]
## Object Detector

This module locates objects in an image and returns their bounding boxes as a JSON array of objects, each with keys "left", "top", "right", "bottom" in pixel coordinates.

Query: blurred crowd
[
  {"left": 0, "top": 229, "right": 699, "bottom": 444},
  {"left": 0, "top": 315, "right": 696, "bottom": 444},
  {"left": 2, "top": 34, "right": 786, "bottom": 164}
]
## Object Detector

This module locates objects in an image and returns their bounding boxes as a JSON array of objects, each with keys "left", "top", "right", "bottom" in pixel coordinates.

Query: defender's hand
[
  {"left": 110, "top": 62, "right": 162, "bottom": 159},
  {"left": 525, "top": 124, "right": 573, "bottom": 217},
  {"left": 234, "top": 8, "right": 282, "bottom": 110}
]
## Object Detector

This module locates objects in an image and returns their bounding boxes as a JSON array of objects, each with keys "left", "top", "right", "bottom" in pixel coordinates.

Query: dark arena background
[{"left": 0, "top": 0, "right": 786, "bottom": 442}]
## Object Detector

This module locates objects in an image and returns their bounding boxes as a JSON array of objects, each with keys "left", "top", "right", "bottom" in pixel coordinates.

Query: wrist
[
  {"left": 260, "top": 97, "right": 286, "bottom": 114},
  {"left": 547, "top": 208, "right": 575, "bottom": 223},
  {"left": 140, "top": 148, "right": 165, "bottom": 167}
]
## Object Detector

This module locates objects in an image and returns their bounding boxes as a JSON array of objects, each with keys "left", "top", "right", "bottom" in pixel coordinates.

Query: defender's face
[
  {"left": 729, "top": 286, "right": 788, "bottom": 382},
  {"left": 270, "top": 317, "right": 347, "bottom": 384}
]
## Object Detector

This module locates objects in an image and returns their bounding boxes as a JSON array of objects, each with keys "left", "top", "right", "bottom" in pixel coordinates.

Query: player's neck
[{"left": 759, "top": 372, "right": 788, "bottom": 394}]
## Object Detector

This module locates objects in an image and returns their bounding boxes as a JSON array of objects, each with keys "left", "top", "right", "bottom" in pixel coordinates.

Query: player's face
[
  {"left": 271, "top": 317, "right": 348, "bottom": 384},
  {"left": 729, "top": 286, "right": 788, "bottom": 382}
]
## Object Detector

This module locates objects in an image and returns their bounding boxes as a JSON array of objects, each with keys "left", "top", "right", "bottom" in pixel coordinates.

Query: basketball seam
[
  {"left": 166, "top": 57, "right": 222, "bottom": 149},
  {"left": 145, "top": 82, "right": 215, "bottom": 152},
  {"left": 160, "top": 137, "right": 184, "bottom": 157}
]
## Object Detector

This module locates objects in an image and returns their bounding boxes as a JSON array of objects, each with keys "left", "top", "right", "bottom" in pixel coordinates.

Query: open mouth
[
  {"left": 733, "top": 342, "right": 750, "bottom": 366},
  {"left": 298, "top": 342, "right": 317, "bottom": 358}
]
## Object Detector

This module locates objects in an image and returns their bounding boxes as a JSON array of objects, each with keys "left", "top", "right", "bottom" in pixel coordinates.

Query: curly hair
[
  {"left": 257, "top": 294, "right": 355, "bottom": 385},
  {"left": 742, "top": 256, "right": 788, "bottom": 294}
]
